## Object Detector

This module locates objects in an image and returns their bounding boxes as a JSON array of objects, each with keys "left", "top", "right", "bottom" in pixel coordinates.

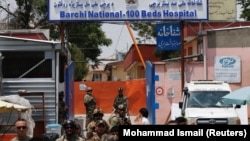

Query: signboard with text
[
  {"left": 48, "top": 0, "right": 208, "bottom": 21},
  {"left": 156, "top": 23, "right": 181, "bottom": 50},
  {"left": 209, "top": 0, "right": 236, "bottom": 21},
  {"left": 214, "top": 56, "right": 241, "bottom": 83}
]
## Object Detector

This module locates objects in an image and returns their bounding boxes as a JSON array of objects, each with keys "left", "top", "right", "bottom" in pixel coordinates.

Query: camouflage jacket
[
  {"left": 88, "top": 132, "right": 109, "bottom": 141},
  {"left": 58, "top": 100, "right": 67, "bottom": 124},
  {"left": 113, "top": 95, "right": 128, "bottom": 110},
  {"left": 56, "top": 135, "right": 85, "bottom": 141},
  {"left": 84, "top": 94, "right": 96, "bottom": 114},
  {"left": 108, "top": 114, "right": 131, "bottom": 130},
  {"left": 87, "top": 120, "right": 109, "bottom": 133}
]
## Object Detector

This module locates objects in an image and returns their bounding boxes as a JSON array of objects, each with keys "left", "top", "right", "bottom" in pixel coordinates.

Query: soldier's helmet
[
  {"left": 86, "top": 87, "right": 93, "bottom": 92},
  {"left": 63, "top": 120, "right": 76, "bottom": 129},
  {"left": 96, "top": 119, "right": 107, "bottom": 127},
  {"left": 117, "top": 104, "right": 126, "bottom": 111},
  {"left": 118, "top": 87, "right": 123, "bottom": 92},
  {"left": 93, "top": 107, "right": 104, "bottom": 116}
]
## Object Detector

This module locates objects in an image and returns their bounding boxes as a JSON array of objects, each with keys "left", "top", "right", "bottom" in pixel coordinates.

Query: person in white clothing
[{"left": 134, "top": 108, "right": 150, "bottom": 125}]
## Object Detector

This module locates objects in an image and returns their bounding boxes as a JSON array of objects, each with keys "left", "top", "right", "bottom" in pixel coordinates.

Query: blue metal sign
[{"left": 156, "top": 23, "right": 181, "bottom": 50}]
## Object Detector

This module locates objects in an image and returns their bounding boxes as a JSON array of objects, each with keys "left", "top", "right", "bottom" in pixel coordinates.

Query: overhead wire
[{"left": 104, "top": 23, "right": 125, "bottom": 59}]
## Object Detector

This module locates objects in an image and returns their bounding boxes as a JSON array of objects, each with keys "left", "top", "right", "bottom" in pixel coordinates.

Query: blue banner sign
[{"left": 156, "top": 23, "right": 181, "bottom": 50}]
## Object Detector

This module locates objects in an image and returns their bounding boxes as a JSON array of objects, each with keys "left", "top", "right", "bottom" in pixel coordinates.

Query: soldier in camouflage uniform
[
  {"left": 58, "top": 91, "right": 68, "bottom": 125},
  {"left": 87, "top": 107, "right": 109, "bottom": 133},
  {"left": 90, "top": 119, "right": 109, "bottom": 141},
  {"left": 86, "top": 107, "right": 108, "bottom": 141},
  {"left": 113, "top": 87, "right": 128, "bottom": 112},
  {"left": 84, "top": 87, "right": 96, "bottom": 129},
  {"left": 108, "top": 104, "right": 131, "bottom": 131},
  {"left": 56, "top": 120, "right": 84, "bottom": 141},
  {"left": 86, "top": 107, "right": 109, "bottom": 141}
]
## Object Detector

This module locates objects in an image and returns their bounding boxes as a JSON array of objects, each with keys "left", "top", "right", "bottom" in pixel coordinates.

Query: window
[
  {"left": 2, "top": 52, "right": 52, "bottom": 78},
  {"left": 93, "top": 73, "right": 102, "bottom": 81},
  {"left": 187, "top": 91, "right": 233, "bottom": 108}
]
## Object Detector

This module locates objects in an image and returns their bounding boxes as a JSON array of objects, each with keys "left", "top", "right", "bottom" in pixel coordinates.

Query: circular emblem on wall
[{"left": 156, "top": 87, "right": 164, "bottom": 95}]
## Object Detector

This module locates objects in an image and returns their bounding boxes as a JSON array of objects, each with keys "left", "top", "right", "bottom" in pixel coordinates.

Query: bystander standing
[{"left": 11, "top": 118, "right": 31, "bottom": 141}]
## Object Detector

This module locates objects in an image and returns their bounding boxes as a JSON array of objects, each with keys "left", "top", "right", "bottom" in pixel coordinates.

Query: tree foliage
[
  {"left": 65, "top": 23, "right": 112, "bottom": 68},
  {"left": 237, "top": 0, "right": 250, "bottom": 21},
  {"left": 15, "top": 0, "right": 47, "bottom": 29},
  {"left": 130, "top": 22, "right": 156, "bottom": 38},
  {"left": 68, "top": 44, "right": 88, "bottom": 81}
]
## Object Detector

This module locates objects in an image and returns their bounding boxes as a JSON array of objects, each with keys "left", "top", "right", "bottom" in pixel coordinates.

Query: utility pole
[
  {"left": 180, "top": 21, "right": 185, "bottom": 92},
  {"left": 125, "top": 21, "right": 146, "bottom": 69},
  {"left": 7, "top": 3, "right": 10, "bottom": 29}
]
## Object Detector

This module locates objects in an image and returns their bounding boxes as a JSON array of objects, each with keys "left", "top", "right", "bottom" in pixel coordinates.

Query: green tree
[
  {"left": 68, "top": 44, "right": 88, "bottom": 81},
  {"left": 14, "top": 0, "right": 47, "bottom": 29},
  {"left": 237, "top": 0, "right": 250, "bottom": 21},
  {"left": 65, "top": 23, "right": 112, "bottom": 68},
  {"left": 130, "top": 22, "right": 180, "bottom": 60}
]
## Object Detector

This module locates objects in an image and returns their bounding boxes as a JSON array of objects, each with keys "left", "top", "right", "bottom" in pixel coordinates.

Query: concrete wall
[
  {"left": 208, "top": 28, "right": 250, "bottom": 48},
  {"left": 154, "top": 61, "right": 205, "bottom": 124}
]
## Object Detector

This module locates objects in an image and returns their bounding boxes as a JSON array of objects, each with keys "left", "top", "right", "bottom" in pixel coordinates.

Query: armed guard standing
[
  {"left": 84, "top": 87, "right": 96, "bottom": 129},
  {"left": 58, "top": 91, "right": 68, "bottom": 125},
  {"left": 108, "top": 104, "right": 131, "bottom": 131},
  {"left": 113, "top": 87, "right": 128, "bottom": 111}
]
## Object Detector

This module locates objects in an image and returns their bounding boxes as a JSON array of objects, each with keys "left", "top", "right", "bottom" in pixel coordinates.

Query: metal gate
[{"left": 145, "top": 61, "right": 158, "bottom": 124}]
